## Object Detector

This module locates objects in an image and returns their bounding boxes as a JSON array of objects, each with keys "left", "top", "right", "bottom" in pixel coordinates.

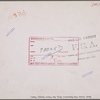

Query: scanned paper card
[{"left": 0, "top": 1, "right": 100, "bottom": 99}]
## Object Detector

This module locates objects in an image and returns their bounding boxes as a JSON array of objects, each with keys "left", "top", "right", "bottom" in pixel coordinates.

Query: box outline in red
[{"left": 28, "top": 36, "right": 79, "bottom": 66}]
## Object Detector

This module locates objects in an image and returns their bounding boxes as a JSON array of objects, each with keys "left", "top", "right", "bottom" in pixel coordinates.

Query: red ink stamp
[{"left": 28, "top": 37, "right": 79, "bottom": 66}]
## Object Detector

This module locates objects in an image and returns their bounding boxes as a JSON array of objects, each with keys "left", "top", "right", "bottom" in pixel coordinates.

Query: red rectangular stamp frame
[{"left": 28, "top": 36, "right": 79, "bottom": 66}]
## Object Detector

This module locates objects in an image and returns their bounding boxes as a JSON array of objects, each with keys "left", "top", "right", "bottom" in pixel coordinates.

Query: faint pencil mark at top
[
  {"left": 6, "top": 27, "right": 15, "bottom": 37},
  {"left": 91, "top": 2, "right": 100, "bottom": 7}
]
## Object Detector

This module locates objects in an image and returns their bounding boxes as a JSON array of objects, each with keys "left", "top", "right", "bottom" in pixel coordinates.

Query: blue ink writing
[
  {"left": 82, "top": 71, "right": 93, "bottom": 77},
  {"left": 6, "top": 27, "right": 15, "bottom": 37}
]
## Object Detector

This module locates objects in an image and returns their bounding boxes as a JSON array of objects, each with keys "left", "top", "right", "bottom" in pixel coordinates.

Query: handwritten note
[{"left": 9, "top": 10, "right": 27, "bottom": 19}]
